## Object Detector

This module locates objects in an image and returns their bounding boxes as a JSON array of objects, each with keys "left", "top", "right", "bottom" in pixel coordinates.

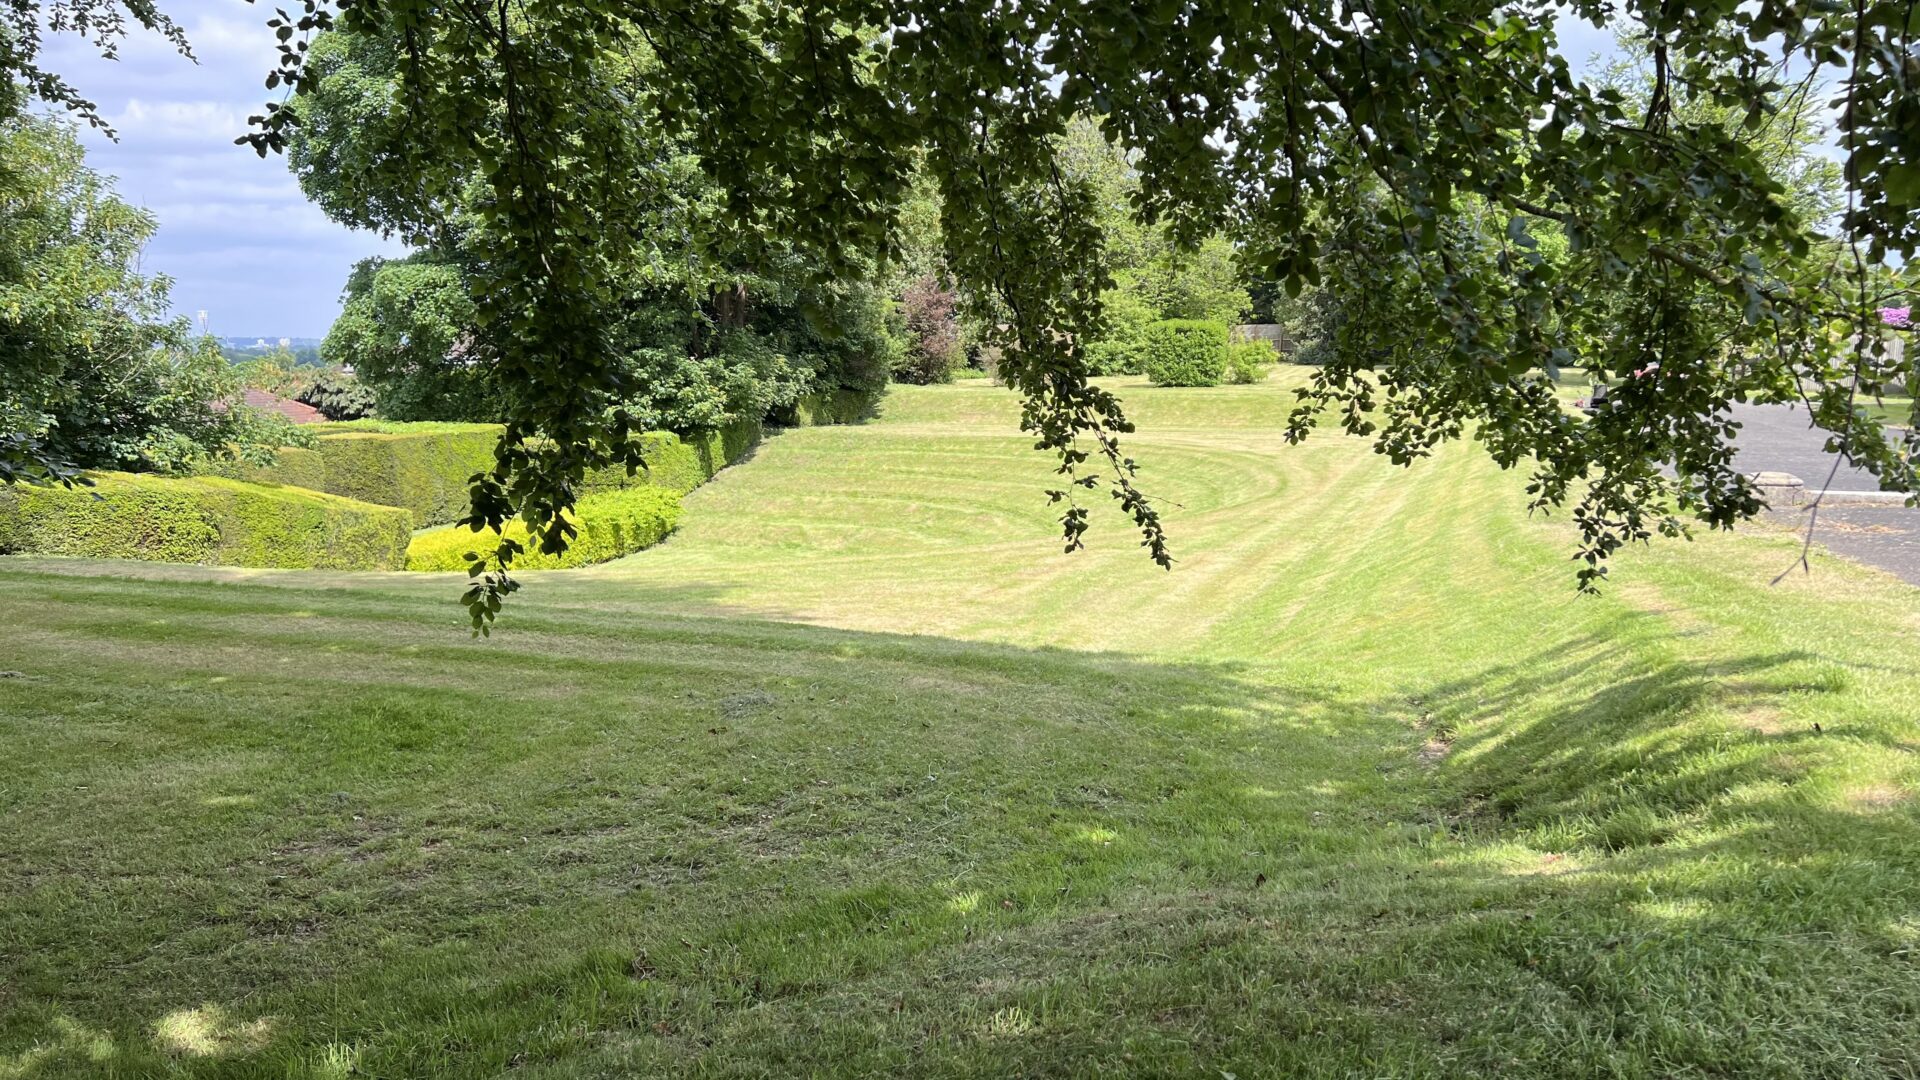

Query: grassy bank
[{"left": 3, "top": 374, "right": 1917, "bottom": 1077}]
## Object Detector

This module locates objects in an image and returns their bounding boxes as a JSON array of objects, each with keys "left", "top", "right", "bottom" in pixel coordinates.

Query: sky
[
  {"left": 41, "top": 0, "right": 406, "bottom": 340},
  {"left": 34, "top": 4, "right": 1624, "bottom": 342}
]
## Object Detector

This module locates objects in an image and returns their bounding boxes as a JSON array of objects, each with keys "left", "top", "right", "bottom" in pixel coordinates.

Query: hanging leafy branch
[
  {"left": 0, "top": 0, "right": 193, "bottom": 133},
  {"left": 11, "top": 0, "right": 1917, "bottom": 624}
]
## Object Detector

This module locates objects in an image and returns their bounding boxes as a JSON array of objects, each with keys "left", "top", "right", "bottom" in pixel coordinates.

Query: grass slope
[{"left": 3, "top": 374, "right": 1918, "bottom": 1078}]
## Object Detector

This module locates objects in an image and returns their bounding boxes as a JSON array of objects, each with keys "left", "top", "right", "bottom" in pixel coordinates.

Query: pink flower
[{"left": 1881, "top": 307, "right": 1912, "bottom": 328}]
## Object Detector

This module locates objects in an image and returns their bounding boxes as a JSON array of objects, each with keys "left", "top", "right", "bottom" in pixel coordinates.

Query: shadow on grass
[
  {"left": 3, "top": 573, "right": 1917, "bottom": 1076},
  {"left": 1360, "top": 628, "right": 1920, "bottom": 1076}
]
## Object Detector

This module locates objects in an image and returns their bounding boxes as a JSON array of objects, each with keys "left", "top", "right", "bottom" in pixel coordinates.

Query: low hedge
[
  {"left": 0, "top": 472, "right": 412, "bottom": 570},
  {"left": 200, "top": 423, "right": 499, "bottom": 527},
  {"left": 406, "top": 486, "right": 682, "bottom": 571},
  {"left": 1142, "top": 320, "right": 1230, "bottom": 387},
  {"left": 582, "top": 419, "right": 762, "bottom": 497},
  {"left": 771, "top": 388, "right": 879, "bottom": 427},
  {"left": 212, "top": 419, "right": 763, "bottom": 524}
]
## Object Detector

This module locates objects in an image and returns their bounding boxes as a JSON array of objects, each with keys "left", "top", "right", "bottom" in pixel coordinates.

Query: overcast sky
[
  {"left": 41, "top": 0, "right": 405, "bottom": 340},
  {"left": 37, "top": 3, "right": 1625, "bottom": 342}
]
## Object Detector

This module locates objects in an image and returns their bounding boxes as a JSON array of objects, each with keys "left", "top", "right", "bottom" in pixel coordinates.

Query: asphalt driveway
[
  {"left": 1726, "top": 402, "right": 1903, "bottom": 490},
  {"left": 1729, "top": 402, "right": 1920, "bottom": 586}
]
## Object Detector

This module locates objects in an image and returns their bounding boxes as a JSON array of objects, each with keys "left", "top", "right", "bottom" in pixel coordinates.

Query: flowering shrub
[{"left": 1880, "top": 307, "right": 1911, "bottom": 328}]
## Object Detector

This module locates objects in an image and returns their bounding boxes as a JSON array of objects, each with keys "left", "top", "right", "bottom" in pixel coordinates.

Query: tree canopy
[
  {"left": 290, "top": 23, "right": 898, "bottom": 434},
  {"left": 10, "top": 0, "right": 1917, "bottom": 628}
]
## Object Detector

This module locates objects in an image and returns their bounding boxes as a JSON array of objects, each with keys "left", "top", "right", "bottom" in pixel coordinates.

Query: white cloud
[
  {"left": 109, "top": 98, "right": 253, "bottom": 139},
  {"left": 35, "top": 0, "right": 397, "bottom": 338}
]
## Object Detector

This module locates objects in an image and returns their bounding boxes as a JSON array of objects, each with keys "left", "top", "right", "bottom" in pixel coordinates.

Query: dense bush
[
  {"left": 201, "top": 422, "right": 499, "bottom": 527},
  {"left": 1084, "top": 339, "right": 1140, "bottom": 376},
  {"left": 1141, "top": 320, "right": 1230, "bottom": 387},
  {"left": 298, "top": 369, "right": 379, "bottom": 420},
  {"left": 1224, "top": 340, "right": 1275, "bottom": 384},
  {"left": 0, "top": 472, "right": 411, "bottom": 569},
  {"left": 407, "top": 486, "right": 681, "bottom": 571}
]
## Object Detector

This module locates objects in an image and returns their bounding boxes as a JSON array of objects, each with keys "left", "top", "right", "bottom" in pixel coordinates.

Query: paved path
[{"left": 1731, "top": 402, "right": 1919, "bottom": 586}]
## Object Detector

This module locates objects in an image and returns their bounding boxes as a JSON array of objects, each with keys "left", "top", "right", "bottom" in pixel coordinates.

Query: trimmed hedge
[
  {"left": 772, "top": 387, "right": 879, "bottom": 427},
  {"left": 0, "top": 472, "right": 412, "bottom": 569},
  {"left": 223, "top": 446, "right": 330, "bottom": 491},
  {"left": 582, "top": 419, "right": 762, "bottom": 497},
  {"left": 414, "top": 418, "right": 762, "bottom": 571},
  {"left": 407, "top": 486, "right": 682, "bottom": 571},
  {"left": 211, "top": 419, "right": 764, "bottom": 524},
  {"left": 200, "top": 423, "right": 498, "bottom": 527},
  {"left": 303, "top": 426, "right": 497, "bottom": 525},
  {"left": 1142, "top": 320, "right": 1230, "bottom": 387}
]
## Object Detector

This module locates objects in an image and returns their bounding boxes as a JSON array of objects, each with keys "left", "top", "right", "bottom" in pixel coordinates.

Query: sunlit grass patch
[{"left": 3, "top": 374, "right": 1917, "bottom": 1077}]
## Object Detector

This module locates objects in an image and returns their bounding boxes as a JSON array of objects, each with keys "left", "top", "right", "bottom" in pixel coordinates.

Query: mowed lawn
[{"left": 4, "top": 373, "right": 1919, "bottom": 1078}]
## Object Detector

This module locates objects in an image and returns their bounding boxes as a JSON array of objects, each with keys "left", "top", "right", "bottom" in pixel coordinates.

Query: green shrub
[
  {"left": 1141, "top": 320, "right": 1229, "bottom": 387},
  {"left": 1224, "top": 340, "right": 1275, "bottom": 384},
  {"left": 0, "top": 472, "right": 411, "bottom": 569},
  {"left": 1084, "top": 339, "right": 1142, "bottom": 376},
  {"left": 406, "top": 486, "right": 682, "bottom": 571}
]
